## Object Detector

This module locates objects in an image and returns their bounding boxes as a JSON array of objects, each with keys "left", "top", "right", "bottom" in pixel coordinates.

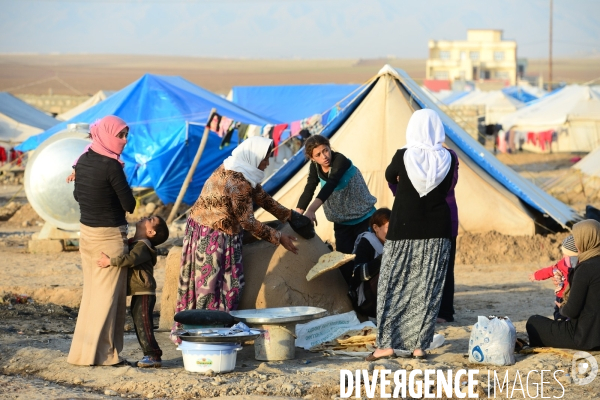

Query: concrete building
[{"left": 426, "top": 29, "right": 517, "bottom": 88}]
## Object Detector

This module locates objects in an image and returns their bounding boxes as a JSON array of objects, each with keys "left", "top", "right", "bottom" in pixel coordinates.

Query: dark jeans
[
  {"left": 437, "top": 237, "right": 456, "bottom": 322},
  {"left": 131, "top": 295, "right": 162, "bottom": 359},
  {"left": 334, "top": 219, "right": 370, "bottom": 285}
]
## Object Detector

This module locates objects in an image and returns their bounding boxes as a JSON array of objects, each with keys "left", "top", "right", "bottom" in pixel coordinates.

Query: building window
[
  {"left": 439, "top": 51, "right": 451, "bottom": 60},
  {"left": 494, "top": 51, "right": 505, "bottom": 61},
  {"left": 433, "top": 71, "right": 449, "bottom": 80},
  {"left": 460, "top": 51, "right": 466, "bottom": 60},
  {"left": 495, "top": 71, "right": 510, "bottom": 79},
  {"left": 470, "top": 51, "right": 479, "bottom": 60}
]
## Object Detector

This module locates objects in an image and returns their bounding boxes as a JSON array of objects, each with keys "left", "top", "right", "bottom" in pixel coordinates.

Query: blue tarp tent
[
  {"left": 17, "top": 74, "right": 273, "bottom": 204},
  {"left": 502, "top": 87, "right": 539, "bottom": 104},
  {"left": 440, "top": 91, "right": 469, "bottom": 105},
  {"left": 258, "top": 65, "right": 580, "bottom": 239},
  {"left": 0, "top": 92, "right": 58, "bottom": 144},
  {"left": 229, "top": 84, "right": 361, "bottom": 124}
]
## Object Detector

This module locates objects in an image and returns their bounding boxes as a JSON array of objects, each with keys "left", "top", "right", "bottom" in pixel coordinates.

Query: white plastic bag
[
  {"left": 295, "top": 311, "right": 376, "bottom": 350},
  {"left": 468, "top": 316, "right": 516, "bottom": 366}
]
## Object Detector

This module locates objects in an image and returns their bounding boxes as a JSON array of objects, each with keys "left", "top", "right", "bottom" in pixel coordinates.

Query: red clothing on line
[
  {"left": 272, "top": 123, "right": 288, "bottom": 156},
  {"left": 0, "top": 147, "right": 6, "bottom": 163}
]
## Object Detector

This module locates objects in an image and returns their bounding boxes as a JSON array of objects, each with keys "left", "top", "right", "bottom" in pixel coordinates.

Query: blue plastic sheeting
[
  {"left": 262, "top": 85, "right": 373, "bottom": 195},
  {"left": 146, "top": 123, "right": 238, "bottom": 204},
  {"left": 231, "top": 84, "right": 361, "bottom": 124},
  {"left": 17, "top": 74, "right": 272, "bottom": 204},
  {"left": 0, "top": 92, "right": 57, "bottom": 130},
  {"left": 502, "top": 87, "right": 538, "bottom": 104},
  {"left": 440, "top": 91, "right": 469, "bottom": 105},
  {"left": 395, "top": 68, "right": 580, "bottom": 228}
]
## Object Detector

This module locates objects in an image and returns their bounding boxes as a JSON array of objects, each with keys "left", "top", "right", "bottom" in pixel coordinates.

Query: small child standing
[
  {"left": 529, "top": 235, "right": 578, "bottom": 321},
  {"left": 97, "top": 216, "right": 170, "bottom": 368}
]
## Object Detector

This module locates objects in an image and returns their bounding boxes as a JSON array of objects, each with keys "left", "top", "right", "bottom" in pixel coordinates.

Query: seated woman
[
  {"left": 349, "top": 208, "right": 391, "bottom": 320},
  {"left": 526, "top": 219, "right": 600, "bottom": 351},
  {"left": 296, "top": 135, "right": 377, "bottom": 284},
  {"left": 171, "top": 137, "right": 298, "bottom": 340}
]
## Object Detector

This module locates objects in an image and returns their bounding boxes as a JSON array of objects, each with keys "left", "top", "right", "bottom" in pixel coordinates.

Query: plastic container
[{"left": 177, "top": 341, "right": 241, "bottom": 373}]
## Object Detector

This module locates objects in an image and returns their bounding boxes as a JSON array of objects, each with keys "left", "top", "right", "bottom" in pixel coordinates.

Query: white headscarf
[
  {"left": 403, "top": 109, "right": 452, "bottom": 197},
  {"left": 223, "top": 136, "right": 272, "bottom": 188}
]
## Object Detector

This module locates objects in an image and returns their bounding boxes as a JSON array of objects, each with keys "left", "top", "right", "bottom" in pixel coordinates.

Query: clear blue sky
[{"left": 1, "top": 0, "right": 598, "bottom": 59}]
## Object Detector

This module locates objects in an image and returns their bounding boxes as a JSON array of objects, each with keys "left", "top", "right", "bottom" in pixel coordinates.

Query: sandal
[
  {"left": 413, "top": 353, "right": 428, "bottom": 360},
  {"left": 111, "top": 358, "right": 131, "bottom": 367},
  {"left": 515, "top": 338, "right": 530, "bottom": 352},
  {"left": 365, "top": 352, "right": 397, "bottom": 362}
]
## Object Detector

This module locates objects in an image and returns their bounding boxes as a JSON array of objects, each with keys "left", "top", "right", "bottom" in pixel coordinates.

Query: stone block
[
  {"left": 28, "top": 239, "right": 64, "bottom": 253},
  {"left": 159, "top": 246, "right": 182, "bottom": 330}
]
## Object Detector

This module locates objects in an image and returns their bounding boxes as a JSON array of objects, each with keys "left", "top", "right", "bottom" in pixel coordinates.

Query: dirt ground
[
  {"left": 3, "top": 151, "right": 600, "bottom": 399},
  {"left": 1, "top": 54, "right": 598, "bottom": 97},
  {"left": 0, "top": 55, "right": 425, "bottom": 97}
]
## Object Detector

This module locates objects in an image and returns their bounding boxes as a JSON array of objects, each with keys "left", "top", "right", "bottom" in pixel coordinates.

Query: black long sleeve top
[
  {"left": 296, "top": 151, "right": 351, "bottom": 210},
  {"left": 73, "top": 149, "right": 136, "bottom": 227},
  {"left": 354, "top": 237, "right": 382, "bottom": 281},
  {"left": 560, "top": 255, "right": 600, "bottom": 350},
  {"left": 385, "top": 148, "right": 456, "bottom": 240}
]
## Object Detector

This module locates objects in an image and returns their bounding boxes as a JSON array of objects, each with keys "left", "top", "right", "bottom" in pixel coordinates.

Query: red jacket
[{"left": 534, "top": 256, "right": 573, "bottom": 298}]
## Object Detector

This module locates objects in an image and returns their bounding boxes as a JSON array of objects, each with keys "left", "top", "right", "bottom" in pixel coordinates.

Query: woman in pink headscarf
[{"left": 67, "top": 115, "right": 137, "bottom": 367}]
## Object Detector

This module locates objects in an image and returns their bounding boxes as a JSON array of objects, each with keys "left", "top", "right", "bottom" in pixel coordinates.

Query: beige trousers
[{"left": 67, "top": 224, "right": 128, "bottom": 366}]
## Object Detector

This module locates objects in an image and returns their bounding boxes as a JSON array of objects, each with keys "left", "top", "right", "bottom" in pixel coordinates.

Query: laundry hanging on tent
[
  {"left": 246, "top": 124, "right": 262, "bottom": 138},
  {"left": 237, "top": 123, "right": 249, "bottom": 143},
  {"left": 262, "top": 124, "right": 274, "bottom": 139},
  {"left": 220, "top": 121, "right": 240, "bottom": 150},
  {"left": 272, "top": 123, "right": 289, "bottom": 156},
  {"left": 0, "top": 147, "right": 6, "bottom": 164},
  {"left": 299, "top": 114, "right": 324, "bottom": 136},
  {"left": 290, "top": 120, "right": 302, "bottom": 136},
  {"left": 209, "top": 113, "right": 222, "bottom": 134},
  {"left": 217, "top": 116, "right": 233, "bottom": 137}
]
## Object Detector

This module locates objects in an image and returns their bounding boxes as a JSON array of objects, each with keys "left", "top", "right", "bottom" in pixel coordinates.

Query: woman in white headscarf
[
  {"left": 171, "top": 137, "right": 298, "bottom": 339},
  {"left": 367, "top": 109, "right": 458, "bottom": 361}
]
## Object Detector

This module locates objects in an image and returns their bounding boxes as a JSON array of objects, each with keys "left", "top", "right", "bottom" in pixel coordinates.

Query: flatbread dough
[
  {"left": 309, "top": 326, "right": 377, "bottom": 352},
  {"left": 306, "top": 251, "right": 356, "bottom": 281}
]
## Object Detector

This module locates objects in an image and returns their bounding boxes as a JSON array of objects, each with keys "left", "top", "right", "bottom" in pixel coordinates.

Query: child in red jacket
[{"left": 529, "top": 235, "right": 578, "bottom": 321}]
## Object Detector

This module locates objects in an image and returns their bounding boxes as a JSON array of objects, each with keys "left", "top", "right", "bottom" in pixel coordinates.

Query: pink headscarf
[{"left": 89, "top": 115, "right": 128, "bottom": 167}]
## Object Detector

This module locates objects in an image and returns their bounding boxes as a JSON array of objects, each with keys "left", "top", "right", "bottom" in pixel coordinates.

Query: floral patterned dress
[{"left": 171, "top": 165, "right": 291, "bottom": 340}]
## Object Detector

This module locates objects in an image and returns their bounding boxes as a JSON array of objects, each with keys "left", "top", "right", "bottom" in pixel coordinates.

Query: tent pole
[{"left": 166, "top": 108, "right": 216, "bottom": 225}]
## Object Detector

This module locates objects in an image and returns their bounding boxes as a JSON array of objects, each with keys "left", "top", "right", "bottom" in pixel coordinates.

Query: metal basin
[
  {"left": 24, "top": 124, "right": 91, "bottom": 231},
  {"left": 229, "top": 307, "right": 328, "bottom": 325}
]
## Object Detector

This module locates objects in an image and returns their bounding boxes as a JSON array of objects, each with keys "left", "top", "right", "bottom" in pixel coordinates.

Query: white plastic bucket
[{"left": 177, "top": 341, "right": 242, "bottom": 373}]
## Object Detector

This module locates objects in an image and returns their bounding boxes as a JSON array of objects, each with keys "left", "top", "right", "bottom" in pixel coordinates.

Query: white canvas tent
[
  {"left": 500, "top": 85, "right": 600, "bottom": 153},
  {"left": 257, "top": 66, "right": 580, "bottom": 240},
  {"left": 543, "top": 146, "right": 600, "bottom": 204},
  {"left": 57, "top": 90, "right": 116, "bottom": 121},
  {"left": 450, "top": 90, "right": 525, "bottom": 125},
  {"left": 0, "top": 92, "right": 57, "bottom": 148}
]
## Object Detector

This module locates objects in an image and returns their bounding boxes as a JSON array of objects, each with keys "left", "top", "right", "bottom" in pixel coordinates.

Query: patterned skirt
[
  {"left": 171, "top": 218, "right": 243, "bottom": 336},
  {"left": 376, "top": 238, "right": 451, "bottom": 351}
]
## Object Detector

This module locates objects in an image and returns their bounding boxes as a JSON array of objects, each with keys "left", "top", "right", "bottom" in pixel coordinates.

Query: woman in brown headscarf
[{"left": 526, "top": 219, "right": 600, "bottom": 350}]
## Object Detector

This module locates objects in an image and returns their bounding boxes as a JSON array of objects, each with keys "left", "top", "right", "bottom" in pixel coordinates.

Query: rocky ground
[{"left": 3, "top": 148, "right": 600, "bottom": 400}]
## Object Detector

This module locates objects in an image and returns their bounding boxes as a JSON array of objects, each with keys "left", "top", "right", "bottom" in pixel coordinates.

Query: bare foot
[
  {"left": 436, "top": 317, "right": 447, "bottom": 324},
  {"left": 372, "top": 348, "right": 394, "bottom": 358},
  {"left": 412, "top": 349, "right": 426, "bottom": 358}
]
